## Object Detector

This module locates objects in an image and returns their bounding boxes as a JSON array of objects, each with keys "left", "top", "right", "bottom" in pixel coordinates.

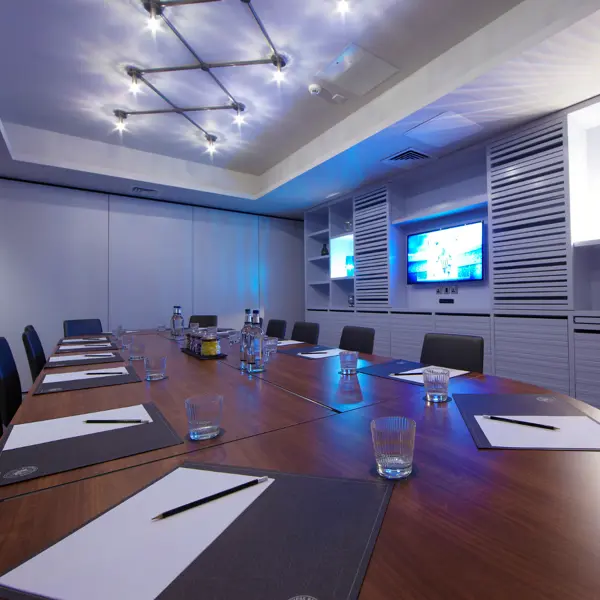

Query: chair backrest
[
  {"left": 291, "top": 322, "right": 320, "bottom": 345},
  {"left": 22, "top": 325, "right": 46, "bottom": 382},
  {"left": 420, "top": 333, "right": 484, "bottom": 373},
  {"left": 189, "top": 315, "right": 218, "bottom": 328},
  {"left": 339, "top": 326, "right": 375, "bottom": 354},
  {"left": 0, "top": 337, "right": 22, "bottom": 426},
  {"left": 265, "top": 319, "right": 287, "bottom": 339},
  {"left": 63, "top": 319, "right": 103, "bottom": 337}
]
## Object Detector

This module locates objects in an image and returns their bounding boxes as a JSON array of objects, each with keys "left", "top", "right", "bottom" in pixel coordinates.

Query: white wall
[
  {"left": 193, "top": 208, "right": 260, "bottom": 329},
  {"left": 0, "top": 179, "right": 304, "bottom": 388},
  {"left": 108, "top": 196, "right": 193, "bottom": 331},
  {"left": 0, "top": 180, "right": 109, "bottom": 389},
  {"left": 259, "top": 218, "right": 305, "bottom": 336}
]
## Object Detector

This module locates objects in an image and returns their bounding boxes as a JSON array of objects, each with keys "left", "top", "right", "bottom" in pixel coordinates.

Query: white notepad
[
  {"left": 0, "top": 468, "right": 274, "bottom": 600},
  {"left": 3, "top": 405, "right": 153, "bottom": 451},
  {"left": 62, "top": 337, "right": 108, "bottom": 343},
  {"left": 277, "top": 340, "right": 303, "bottom": 347},
  {"left": 42, "top": 366, "right": 128, "bottom": 384},
  {"left": 58, "top": 343, "right": 113, "bottom": 350},
  {"left": 474, "top": 415, "right": 600, "bottom": 449},
  {"left": 389, "top": 367, "right": 469, "bottom": 384},
  {"left": 298, "top": 348, "right": 342, "bottom": 359},
  {"left": 48, "top": 353, "right": 115, "bottom": 363}
]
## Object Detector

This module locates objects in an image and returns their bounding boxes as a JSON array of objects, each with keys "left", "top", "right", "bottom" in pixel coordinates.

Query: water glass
[
  {"left": 339, "top": 350, "right": 358, "bottom": 375},
  {"left": 371, "top": 416, "right": 416, "bottom": 479},
  {"left": 121, "top": 333, "right": 133, "bottom": 352},
  {"left": 144, "top": 356, "right": 167, "bottom": 381},
  {"left": 129, "top": 339, "right": 145, "bottom": 361},
  {"left": 423, "top": 367, "right": 450, "bottom": 403},
  {"left": 185, "top": 394, "right": 223, "bottom": 440},
  {"left": 263, "top": 336, "right": 278, "bottom": 362}
]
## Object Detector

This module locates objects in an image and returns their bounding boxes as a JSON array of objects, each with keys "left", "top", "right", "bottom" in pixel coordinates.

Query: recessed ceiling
[
  {"left": 1, "top": 0, "right": 600, "bottom": 217},
  {"left": 0, "top": 0, "right": 522, "bottom": 175}
]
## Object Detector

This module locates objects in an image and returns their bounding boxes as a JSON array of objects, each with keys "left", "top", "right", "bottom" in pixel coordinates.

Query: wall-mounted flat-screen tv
[{"left": 407, "top": 221, "right": 484, "bottom": 284}]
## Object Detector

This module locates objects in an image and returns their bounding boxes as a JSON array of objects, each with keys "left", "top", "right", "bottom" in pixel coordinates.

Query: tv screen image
[{"left": 407, "top": 222, "right": 484, "bottom": 284}]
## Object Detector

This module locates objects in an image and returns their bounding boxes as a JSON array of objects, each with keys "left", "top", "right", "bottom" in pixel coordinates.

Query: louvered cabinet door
[
  {"left": 390, "top": 312, "right": 435, "bottom": 362},
  {"left": 494, "top": 315, "right": 570, "bottom": 394},
  {"left": 487, "top": 117, "right": 572, "bottom": 310},
  {"left": 574, "top": 328, "right": 600, "bottom": 408},
  {"left": 353, "top": 187, "right": 389, "bottom": 308}
]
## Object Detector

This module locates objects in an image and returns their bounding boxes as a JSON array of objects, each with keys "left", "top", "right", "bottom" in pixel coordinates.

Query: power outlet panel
[{"left": 437, "top": 286, "right": 458, "bottom": 296}]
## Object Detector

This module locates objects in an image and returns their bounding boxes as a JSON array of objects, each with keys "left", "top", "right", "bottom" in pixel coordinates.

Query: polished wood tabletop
[
  {"left": 0, "top": 334, "right": 331, "bottom": 500},
  {"left": 2, "top": 332, "right": 600, "bottom": 599},
  {"left": 2, "top": 389, "right": 599, "bottom": 599}
]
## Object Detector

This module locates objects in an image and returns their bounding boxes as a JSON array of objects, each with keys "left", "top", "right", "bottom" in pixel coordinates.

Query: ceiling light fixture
[
  {"left": 271, "top": 54, "right": 287, "bottom": 85},
  {"left": 114, "top": 110, "right": 128, "bottom": 133},
  {"left": 114, "top": 0, "right": 285, "bottom": 152},
  {"left": 336, "top": 0, "right": 350, "bottom": 15},
  {"left": 126, "top": 66, "right": 142, "bottom": 95},
  {"left": 205, "top": 133, "right": 217, "bottom": 155}
]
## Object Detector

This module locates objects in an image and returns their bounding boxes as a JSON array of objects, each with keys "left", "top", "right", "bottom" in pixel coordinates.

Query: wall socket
[{"left": 436, "top": 285, "right": 458, "bottom": 295}]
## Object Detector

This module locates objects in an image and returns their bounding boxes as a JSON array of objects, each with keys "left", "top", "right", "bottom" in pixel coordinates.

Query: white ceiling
[
  {"left": 2, "top": 0, "right": 600, "bottom": 216},
  {"left": 0, "top": 0, "right": 522, "bottom": 175}
]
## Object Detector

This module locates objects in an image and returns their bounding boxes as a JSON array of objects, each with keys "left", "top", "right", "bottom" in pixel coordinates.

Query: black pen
[
  {"left": 85, "top": 371, "right": 124, "bottom": 375},
  {"left": 483, "top": 415, "right": 559, "bottom": 431},
  {"left": 84, "top": 419, "right": 149, "bottom": 424},
  {"left": 392, "top": 371, "right": 424, "bottom": 376},
  {"left": 152, "top": 476, "right": 269, "bottom": 521}
]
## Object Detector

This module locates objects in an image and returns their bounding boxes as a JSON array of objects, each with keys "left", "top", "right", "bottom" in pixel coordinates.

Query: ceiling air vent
[
  {"left": 382, "top": 148, "right": 430, "bottom": 164},
  {"left": 132, "top": 186, "right": 158, "bottom": 196}
]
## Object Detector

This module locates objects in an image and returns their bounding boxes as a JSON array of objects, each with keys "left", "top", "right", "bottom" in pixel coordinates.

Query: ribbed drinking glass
[
  {"left": 371, "top": 416, "right": 416, "bottom": 479},
  {"left": 423, "top": 367, "right": 450, "bottom": 403}
]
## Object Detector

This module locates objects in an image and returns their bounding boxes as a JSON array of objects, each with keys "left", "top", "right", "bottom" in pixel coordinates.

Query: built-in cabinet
[{"left": 305, "top": 104, "right": 600, "bottom": 403}]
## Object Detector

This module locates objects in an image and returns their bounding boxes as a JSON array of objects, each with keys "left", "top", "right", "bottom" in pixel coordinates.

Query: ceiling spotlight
[
  {"left": 127, "top": 68, "right": 141, "bottom": 95},
  {"left": 233, "top": 112, "right": 246, "bottom": 126},
  {"left": 270, "top": 54, "right": 287, "bottom": 85},
  {"left": 205, "top": 133, "right": 217, "bottom": 155},
  {"left": 147, "top": 15, "right": 161, "bottom": 33},
  {"left": 272, "top": 68, "right": 286, "bottom": 84},
  {"left": 336, "top": 0, "right": 350, "bottom": 15},
  {"left": 114, "top": 110, "right": 127, "bottom": 133}
]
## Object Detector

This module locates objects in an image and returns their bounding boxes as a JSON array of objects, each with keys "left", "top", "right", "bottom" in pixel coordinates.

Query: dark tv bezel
[{"left": 406, "top": 220, "right": 485, "bottom": 285}]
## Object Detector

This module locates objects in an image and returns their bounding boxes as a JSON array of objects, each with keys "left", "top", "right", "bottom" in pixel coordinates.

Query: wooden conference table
[{"left": 0, "top": 333, "right": 599, "bottom": 599}]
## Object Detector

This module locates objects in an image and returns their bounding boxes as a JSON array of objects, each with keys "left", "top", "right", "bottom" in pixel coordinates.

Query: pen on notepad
[
  {"left": 84, "top": 419, "right": 150, "bottom": 424},
  {"left": 85, "top": 371, "right": 124, "bottom": 376},
  {"left": 392, "top": 371, "right": 424, "bottom": 376},
  {"left": 483, "top": 415, "right": 559, "bottom": 431},
  {"left": 152, "top": 476, "right": 269, "bottom": 521}
]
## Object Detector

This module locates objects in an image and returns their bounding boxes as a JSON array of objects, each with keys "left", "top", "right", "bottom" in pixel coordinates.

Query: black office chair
[
  {"left": 265, "top": 319, "right": 287, "bottom": 339},
  {"left": 291, "top": 322, "right": 320, "bottom": 345},
  {"left": 339, "top": 326, "right": 375, "bottom": 354},
  {"left": 0, "top": 337, "right": 23, "bottom": 427},
  {"left": 63, "top": 319, "right": 103, "bottom": 337},
  {"left": 22, "top": 325, "right": 46, "bottom": 381},
  {"left": 189, "top": 315, "right": 218, "bottom": 328},
  {"left": 420, "top": 333, "right": 484, "bottom": 373}
]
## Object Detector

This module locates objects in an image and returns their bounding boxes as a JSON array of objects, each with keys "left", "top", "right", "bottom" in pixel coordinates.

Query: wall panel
[
  {"left": 193, "top": 207, "right": 259, "bottom": 329},
  {"left": 259, "top": 218, "right": 305, "bottom": 336},
  {"left": 0, "top": 180, "right": 109, "bottom": 388},
  {"left": 108, "top": 196, "right": 193, "bottom": 331}
]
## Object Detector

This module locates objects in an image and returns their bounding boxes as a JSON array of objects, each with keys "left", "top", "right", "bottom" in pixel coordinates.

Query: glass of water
[
  {"left": 263, "top": 336, "right": 278, "bottom": 362},
  {"left": 185, "top": 394, "right": 223, "bottom": 441},
  {"left": 144, "top": 356, "right": 167, "bottom": 381},
  {"left": 121, "top": 333, "right": 133, "bottom": 352},
  {"left": 339, "top": 350, "right": 359, "bottom": 375},
  {"left": 423, "top": 367, "right": 450, "bottom": 403},
  {"left": 129, "top": 339, "right": 145, "bottom": 361},
  {"left": 371, "top": 416, "right": 416, "bottom": 479}
]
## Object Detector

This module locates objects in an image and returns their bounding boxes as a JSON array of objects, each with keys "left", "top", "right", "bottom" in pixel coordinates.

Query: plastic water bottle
[
  {"left": 240, "top": 309, "right": 252, "bottom": 371},
  {"left": 247, "top": 309, "right": 265, "bottom": 373},
  {"left": 170, "top": 306, "right": 184, "bottom": 338}
]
